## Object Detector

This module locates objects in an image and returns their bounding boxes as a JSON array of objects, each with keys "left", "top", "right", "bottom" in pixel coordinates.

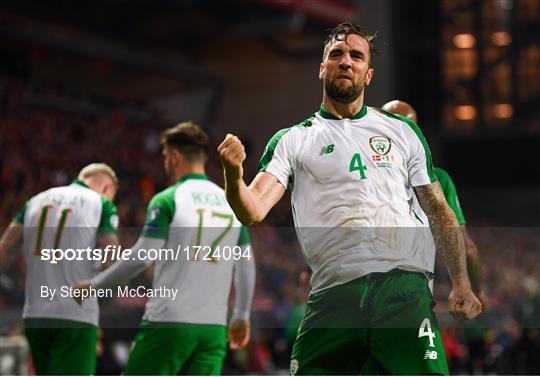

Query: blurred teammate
[
  {"left": 218, "top": 22, "right": 481, "bottom": 375},
  {"left": 75, "top": 122, "right": 255, "bottom": 375},
  {"left": 381, "top": 99, "right": 487, "bottom": 309},
  {"left": 0, "top": 163, "right": 119, "bottom": 375}
]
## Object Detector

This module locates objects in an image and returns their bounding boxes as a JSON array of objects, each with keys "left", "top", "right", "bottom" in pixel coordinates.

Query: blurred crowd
[{"left": 1, "top": 82, "right": 539, "bottom": 375}]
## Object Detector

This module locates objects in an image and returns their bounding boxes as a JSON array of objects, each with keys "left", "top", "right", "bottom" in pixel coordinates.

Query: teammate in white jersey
[
  {"left": 218, "top": 22, "right": 481, "bottom": 375},
  {"left": 0, "top": 163, "right": 119, "bottom": 375},
  {"left": 75, "top": 122, "right": 255, "bottom": 375}
]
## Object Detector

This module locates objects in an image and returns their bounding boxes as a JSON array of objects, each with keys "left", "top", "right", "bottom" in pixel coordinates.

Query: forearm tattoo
[{"left": 415, "top": 183, "right": 468, "bottom": 282}]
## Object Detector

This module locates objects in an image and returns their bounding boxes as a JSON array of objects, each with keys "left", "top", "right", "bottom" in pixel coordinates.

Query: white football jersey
[
  {"left": 258, "top": 105, "right": 438, "bottom": 292},
  {"left": 15, "top": 180, "right": 118, "bottom": 325},
  {"left": 140, "top": 174, "right": 252, "bottom": 325}
]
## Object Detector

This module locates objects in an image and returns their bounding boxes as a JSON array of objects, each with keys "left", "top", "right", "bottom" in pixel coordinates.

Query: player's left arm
[
  {"left": 73, "top": 236, "right": 162, "bottom": 304},
  {"left": 74, "top": 192, "right": 171, "bottom": 303},
  {"left": 0, "top": 222, "right": 23, "bottom": 268},
  {"left": 0, "top": 201, "right": 27, "bottom": 268},
  {"left": 97, "top": 233, "right": 120, "bottom": 269},
  {"left": 415, "top": 183, "right": 482, "bottom": 320},
  {"left": 461, "top": 227, "right": 487, "bottom": 311},
  {"left": 436, "top": 169, "right": 487, "bottom": 312},
  {"left": 97, "top": 233, "right": 120, "bottom": 250},
  {"left": 97, "top": 198, "right": 121, "bottom": 268},
  {"left": 229, "top": 226, "right": 256, "bottom": 350}
]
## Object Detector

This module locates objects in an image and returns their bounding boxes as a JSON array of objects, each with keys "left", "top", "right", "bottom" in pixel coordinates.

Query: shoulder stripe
[
  {"left": 372, "top": 107, "right": 437, "bottom": 183},
  {"left": 257, "top": 115, "right": 314, "bottom": 174},
  {"left": 141, "top": 182, "right": 180, "bottom": 239},
  {"left": 237, "top": 225, "right": 251, "bottom": 246}
]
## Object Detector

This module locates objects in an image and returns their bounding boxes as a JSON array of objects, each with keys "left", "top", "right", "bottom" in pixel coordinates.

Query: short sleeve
[
  {"left": 13, "top": 201, "right": 29, "bottom": 224},
  {"left": 257, "top": 128, "right": 294, "bottom": 189},
  {"left": 99, "top": 198, "right": 119, "bottom": 235},
  {"left": 400, "top": 116, "right": 437, "bottom": 187},
  {"left": 141, "top": 189, "right": 176, "bottom": 239}
]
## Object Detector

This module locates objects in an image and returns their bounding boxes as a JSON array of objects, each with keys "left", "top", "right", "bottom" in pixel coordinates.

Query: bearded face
[
  {"left": 324, "top": 74, "right": 364, "bottom": 104},
  {"left": 320, "top": 34, "right": 373, "bottom": 105}
]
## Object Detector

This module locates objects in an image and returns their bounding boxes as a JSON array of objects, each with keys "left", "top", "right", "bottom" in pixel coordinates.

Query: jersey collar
[
  {"left": 318, "top": 104, "right": 367, "bottom": 120},
  {"left": 72, "top": 179, "right": 89, "bottom": 188},
  {"left": 178, "top": 173, "right": 209, "bottom": 184}
]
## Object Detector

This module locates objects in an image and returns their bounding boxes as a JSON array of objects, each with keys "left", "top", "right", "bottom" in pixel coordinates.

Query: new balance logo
[
  {"left": 424, "top": 350, "right": 438, "bottom": 360},
  {"left": 320, "top": 144, "right": 335, "bottom": 156}
]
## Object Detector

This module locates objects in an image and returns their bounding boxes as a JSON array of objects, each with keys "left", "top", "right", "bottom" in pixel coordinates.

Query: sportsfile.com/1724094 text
[{"left": 39, "top": 245, "right": 252, "bottom": 264}]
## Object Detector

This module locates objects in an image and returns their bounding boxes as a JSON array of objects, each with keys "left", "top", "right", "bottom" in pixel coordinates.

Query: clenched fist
[
  {"left": 448, "top": 281, "right": 482, "bottom": 320},
  {"left": 218, "top": 134, "right": 246, "bottom": 182}
]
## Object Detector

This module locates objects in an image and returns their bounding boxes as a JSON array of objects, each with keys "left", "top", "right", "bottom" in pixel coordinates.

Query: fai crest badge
[
  {"left": 369, "top": 136, "right": 392, "bottom": 155},
  {"left": 148, "top": 208, "right": 161, "bottom": 222}
]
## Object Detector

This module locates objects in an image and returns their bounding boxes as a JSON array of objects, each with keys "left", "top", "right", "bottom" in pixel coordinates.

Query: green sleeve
[
  {"left": 99, "top": 198, "right": 119, "bottom": 235},
  {"left": 13, "top": 201, "right": 29, "bottom": 224},
  {"left": 141, "top": 187, "right": 176, "bottom": 239},
  {"left": 237, "top": 225, "right": 251, "bottom": 246},
  {"left": 257, "top": 128, "right": 292, "bottom": 174},
  {"left": 435, "top": 167, "right": 466, "bottom": 225},
  {"left": 257, "top": 115, "right": 314, "bottom": 174}
]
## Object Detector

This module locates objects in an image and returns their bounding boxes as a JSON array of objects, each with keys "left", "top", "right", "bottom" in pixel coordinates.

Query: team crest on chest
[
  {"left": 369, "top": 136, "right": 392, "bottom": 155},
  {"left": 369, "top": 136, "right": 395, "bottom": 168}
]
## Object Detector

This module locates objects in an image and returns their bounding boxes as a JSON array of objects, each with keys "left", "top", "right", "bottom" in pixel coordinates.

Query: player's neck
[
  {"left": 322, "top": 94, "right": 365, "bottom": 120},
  {"left": 173, "top": 164, "right": 206, "bottom": 182}
]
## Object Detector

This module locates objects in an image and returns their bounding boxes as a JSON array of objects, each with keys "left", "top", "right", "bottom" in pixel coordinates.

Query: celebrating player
[
  {"left": 0, "top": 163, "right": 119, "bottom": 375},
  {"left": 381, "top": 99, "right": 488, "bottom": 310},
  {"left": 75, "top": 122, "right": 255, "bottom": 375},
  {"left": 218, "top": 22, "right": 481, "bottom": 375}
]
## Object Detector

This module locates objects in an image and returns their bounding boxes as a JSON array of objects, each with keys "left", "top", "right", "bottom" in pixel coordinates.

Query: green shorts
[
  {"left": 124, "top": 321, "right": 227, "bottom": 375},
  {"left": 24, "top": 318, "right": 97, "bottom": 375},
  {"left": 290, "top": 269, "right": 449, "bottom": 375}
]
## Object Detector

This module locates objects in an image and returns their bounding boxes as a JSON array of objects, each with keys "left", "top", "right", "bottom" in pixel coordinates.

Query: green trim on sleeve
[
  {"left": 13, "top": 201, "right": 29, "bottom": 224},
  {"left": 237, "top": 225, "right": 251, "bottom": 246},
  {"left": 257, "top": 115, "right": 314, "bottom": 174},
  {"left": 141, "top": 184, "right": 177, "bottom": 239},
  {"left": 98, "top": 198, "right": 119, "bottom": 235},
  {"left": 374, "top": 107, "right": 437, "bottom": 183},
  {"left": 257, "top": 128, "right": 292, "bottom": 174},
  {"left": 435, "top": 167, "right": 467, "bottom": 225}
]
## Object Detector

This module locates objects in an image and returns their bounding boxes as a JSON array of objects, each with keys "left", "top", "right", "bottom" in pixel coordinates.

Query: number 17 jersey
[{"left": 140, "top": 173, "right": 251, "bottom": 325}]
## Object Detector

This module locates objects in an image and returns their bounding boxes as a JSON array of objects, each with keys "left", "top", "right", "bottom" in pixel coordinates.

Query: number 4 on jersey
[
  {"left": 418, "top": 318, "right": 436, "bottom": 348},
  {"left": 349, "top": 153, "right": 367, "bottom": 180}
]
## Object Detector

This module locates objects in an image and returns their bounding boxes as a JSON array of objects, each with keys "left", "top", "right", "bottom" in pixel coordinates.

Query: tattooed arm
[
  {"left": 415, "top": 183, "right": 482, "bottom": 320},
  {"left": 462, "top": 227, "right": 488, "bottom": 312}
]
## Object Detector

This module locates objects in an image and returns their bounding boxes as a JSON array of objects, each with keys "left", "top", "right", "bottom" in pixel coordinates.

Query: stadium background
[{"left": 0, "top": 0, "right": 538, "bottom": 374}]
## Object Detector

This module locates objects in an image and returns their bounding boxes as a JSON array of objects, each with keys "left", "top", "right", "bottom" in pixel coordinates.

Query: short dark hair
[
  {"left": 160, "top": 121, "right": 209, "bottom": 162},
  {"left": 323, "top": 22, "right": 377, "bottom": 68}
]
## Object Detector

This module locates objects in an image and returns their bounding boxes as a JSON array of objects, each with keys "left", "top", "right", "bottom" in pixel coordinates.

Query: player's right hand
[
  {"left": 228, "top": 318, "right": 251, "bottom": 350},
  {"left": 217, "top": 134, "right": 246, "bottom": 182},
  {"left": 73, "top": 280, "right": 92, "bottom": 305},
  {"left": 448, "top": 280, "right": 482, "bottom": 320}
]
